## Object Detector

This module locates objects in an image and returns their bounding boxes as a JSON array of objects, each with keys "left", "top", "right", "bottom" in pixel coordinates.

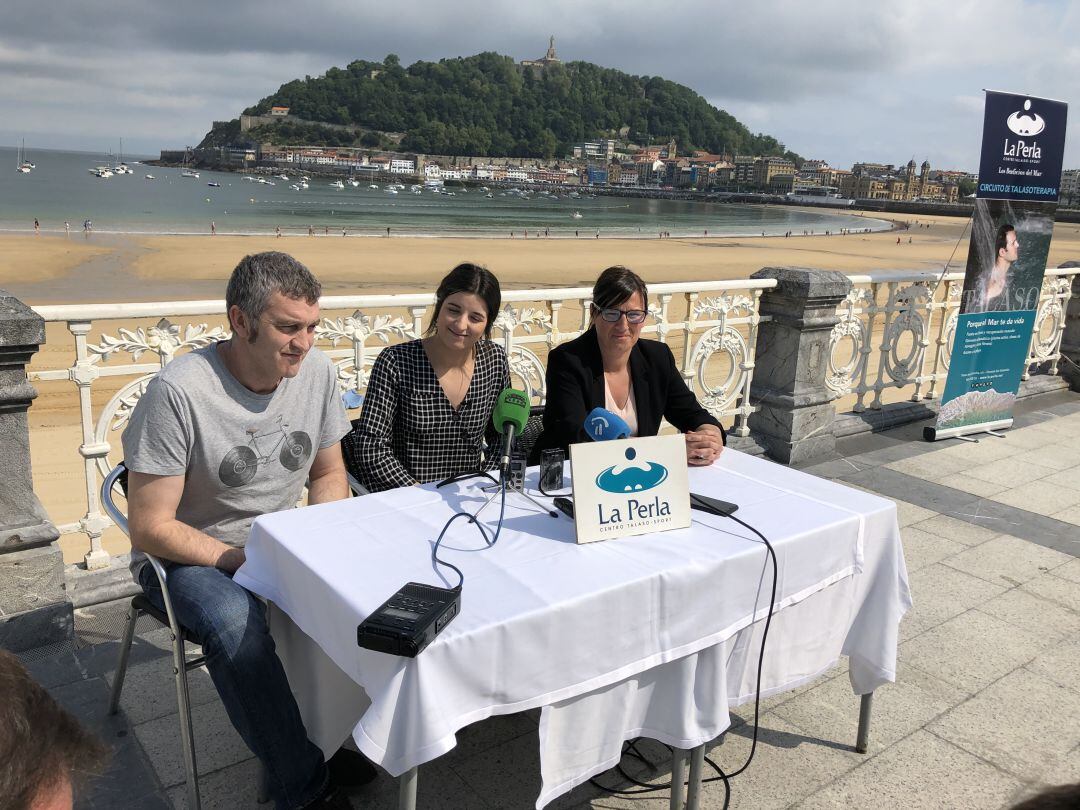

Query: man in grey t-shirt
[{"left": 122, "top": 252, "right": 363, "bottom": 810}]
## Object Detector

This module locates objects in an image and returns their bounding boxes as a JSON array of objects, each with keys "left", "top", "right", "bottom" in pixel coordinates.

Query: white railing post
[{"left": 67, "top": 320, "right": 111, "bottom": 570}]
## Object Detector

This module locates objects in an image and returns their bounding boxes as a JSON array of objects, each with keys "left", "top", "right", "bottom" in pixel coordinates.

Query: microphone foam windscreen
[
  {"left": 584, "top": 407, "right": 631, "bottom": 441},
  {"left": 493, "top": 388, "right": 530, "bottom": 434}
]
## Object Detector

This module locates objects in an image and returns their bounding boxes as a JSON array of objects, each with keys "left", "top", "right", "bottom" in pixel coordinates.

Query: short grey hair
[{"left": 225, "top": 252, "right": 321, "bottom": 338}]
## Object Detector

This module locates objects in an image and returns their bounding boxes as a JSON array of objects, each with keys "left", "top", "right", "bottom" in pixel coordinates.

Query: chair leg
[
  {"left": 172, "top": 632, "right": 201, "bottom": 810},
  {"left": 108, "top": 604, "right": 140, "bottom": 715},
  {"left": 256, "top": 762, "right": 272, "bottom": 804}
]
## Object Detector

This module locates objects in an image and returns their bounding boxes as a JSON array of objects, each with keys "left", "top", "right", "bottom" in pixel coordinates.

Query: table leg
[
  {"left": 398, "top": 766, "right": 418, "bottom": 810},
  {"left": 669, "top": 748, "right": 688, "bottom": 810},
  {"left": 856, "top": 692, "right": 874, "bottom": 754},
  {"left": 686, "top": 745, "right": 705, "bottom": 810}
]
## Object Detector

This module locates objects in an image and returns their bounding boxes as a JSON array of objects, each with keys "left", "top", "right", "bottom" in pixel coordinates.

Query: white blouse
[{"left": 604, "top": 376, "right": 639, "bottom": 437}]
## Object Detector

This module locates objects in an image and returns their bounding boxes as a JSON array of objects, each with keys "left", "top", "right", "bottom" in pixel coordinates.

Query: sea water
[{"left": 0, "top": 147, "right": 890, "bottom": 238}]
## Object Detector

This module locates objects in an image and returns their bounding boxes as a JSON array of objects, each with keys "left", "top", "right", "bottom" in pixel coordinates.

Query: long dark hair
[
  {"left": 591, "top": 265, "right": 649, "bottom": 313},
  {"left": 425, "top": 263, "right": 502, "bottom": 340}
]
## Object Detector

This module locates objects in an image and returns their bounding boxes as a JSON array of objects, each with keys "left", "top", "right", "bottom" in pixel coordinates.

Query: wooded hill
[{"left": 200, "top": 52, "right": 800, "bottom": 163}]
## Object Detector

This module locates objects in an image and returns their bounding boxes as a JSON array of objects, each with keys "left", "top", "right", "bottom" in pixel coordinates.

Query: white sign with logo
[{"left": 569, "top": 434, "right": 691, "bottom": 544}]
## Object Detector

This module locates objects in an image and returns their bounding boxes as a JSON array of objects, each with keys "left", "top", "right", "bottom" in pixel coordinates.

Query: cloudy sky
[{"left": 3, "top": 0, "right": 1077, "bottom": 171}]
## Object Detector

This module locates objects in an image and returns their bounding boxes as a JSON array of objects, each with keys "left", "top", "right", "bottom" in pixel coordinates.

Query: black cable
[
  {"left": 429, "top": 475, "right": 508, "bottom": 590},
  {"left": 586, "top": 512, "right": 777, "bottom": 810}
]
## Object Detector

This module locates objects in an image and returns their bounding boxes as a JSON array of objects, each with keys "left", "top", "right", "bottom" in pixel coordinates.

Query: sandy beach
[
  {"left": 6, "top": 213, "right": 1080, "bottom": 305},
  {"left": 9, "top": 211, "right": 1080, "bottom": 563}
]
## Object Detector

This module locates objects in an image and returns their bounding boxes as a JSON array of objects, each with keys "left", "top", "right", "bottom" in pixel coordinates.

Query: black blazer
[{"left": 531, "top": 329, "right": 725, "bottom": 461}]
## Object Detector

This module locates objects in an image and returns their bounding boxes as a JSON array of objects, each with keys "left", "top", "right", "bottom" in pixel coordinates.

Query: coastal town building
[
  {"left": 572, "top": 139, "right": 617, "bottom": 160},
  {"left": 1061, "top": 169, "right": 1079, "bottom": 205},
  {"left": 839, "top": 158, "right": 958, "bottom": 203}
]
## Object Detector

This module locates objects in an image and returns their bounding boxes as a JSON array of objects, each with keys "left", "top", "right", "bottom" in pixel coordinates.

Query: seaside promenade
[
  {"left": 15, "top": 388, "right": 1080, "bottom": 810},
  {"left": 2, "top": 226, "right": 1078, "bottom": 809}
]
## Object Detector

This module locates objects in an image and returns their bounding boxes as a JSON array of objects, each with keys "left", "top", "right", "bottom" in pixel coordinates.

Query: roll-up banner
[{"left": 926, "top": 91, "right": 1067, "bottom": 442}]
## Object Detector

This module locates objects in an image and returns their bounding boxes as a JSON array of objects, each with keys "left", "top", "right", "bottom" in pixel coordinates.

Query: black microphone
[{"left": 492, "top": 388, "right": 530, "bottom": 474}]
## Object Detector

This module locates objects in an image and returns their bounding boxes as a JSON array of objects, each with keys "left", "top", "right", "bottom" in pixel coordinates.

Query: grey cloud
[{"left": 2, "top": 0, "right": 1078, "bottom": 165}]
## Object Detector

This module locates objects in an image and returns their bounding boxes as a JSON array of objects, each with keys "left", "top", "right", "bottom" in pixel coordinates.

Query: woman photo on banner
[{"left": 960, "top": 198, "right": 1055, "bottom": 315}]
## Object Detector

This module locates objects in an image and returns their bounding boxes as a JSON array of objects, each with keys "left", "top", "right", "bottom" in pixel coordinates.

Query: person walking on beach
[
  {"left": 386, "top": 227, "right": 391, "bottom": 238},
  {"left": 65, "top": 220, "right": 70, "bottom": 236},
  {"left": 275, "top": 225, "right": 281, "bottom": 238},
  {"left": 34, "top": 218, "right": 40, "bottom": 235},
  {"left": 211, "top": 221, "right": 216, "bottom": 236},
  {"left": 308, "top": 225, "right": 314, "bottom": 237}
]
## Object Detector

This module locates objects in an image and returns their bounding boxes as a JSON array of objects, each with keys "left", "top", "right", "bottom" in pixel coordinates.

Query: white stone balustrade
[
  {"left": 30, "top": 280, "right": 775, "bottom": 567},
  {"left": 826, "top": 265, "right": 1080, "bottom": 410}
]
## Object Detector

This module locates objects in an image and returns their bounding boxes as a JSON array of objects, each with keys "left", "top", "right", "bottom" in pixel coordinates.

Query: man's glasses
[{"left": 598, "top": 307, "right": 648, "bottom": 324}]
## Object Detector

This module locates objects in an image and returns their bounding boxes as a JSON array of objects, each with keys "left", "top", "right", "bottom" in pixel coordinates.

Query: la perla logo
[
  {"left": 596, "top": 447, "right": 669, "bottom": 493},
  {"left": 1006, "top": 99, "right": 1046, "bottom": 137}
]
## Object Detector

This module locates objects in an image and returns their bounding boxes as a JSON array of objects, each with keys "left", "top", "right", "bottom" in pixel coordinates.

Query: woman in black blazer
[{"left": 533, "top": 266, "right": 725, "bottom": 464}]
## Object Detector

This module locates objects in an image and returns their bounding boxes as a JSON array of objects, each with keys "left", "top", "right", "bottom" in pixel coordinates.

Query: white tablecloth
[{"left": 235, "top": 449, "right": 910, "bottom": 808}]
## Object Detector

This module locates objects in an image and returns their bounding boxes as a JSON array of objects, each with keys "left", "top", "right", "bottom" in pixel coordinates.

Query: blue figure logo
[{"left": 596, "top": 447, "right": 668, "bottom": 493}]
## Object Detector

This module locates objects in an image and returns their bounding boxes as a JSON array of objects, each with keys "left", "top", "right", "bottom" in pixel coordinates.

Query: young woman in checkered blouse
[{"left": 343, "top": 263, "right": 510, "bottom": 492}]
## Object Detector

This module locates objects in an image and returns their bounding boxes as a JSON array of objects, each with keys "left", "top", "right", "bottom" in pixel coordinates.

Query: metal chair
[
  {"left": 518, "top": 405, "right": 546, "bottom": 462},
  {"left": 102, "top": 463, "right": 270, "bottom": 809}
]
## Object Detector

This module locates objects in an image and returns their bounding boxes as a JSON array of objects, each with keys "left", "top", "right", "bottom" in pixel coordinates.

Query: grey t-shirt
[{"left": 122, "top": 343, "right": 349, "bottom": 572}]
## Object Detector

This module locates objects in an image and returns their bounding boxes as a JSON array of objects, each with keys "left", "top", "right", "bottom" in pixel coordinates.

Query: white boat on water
[
  {"left": 785, "top": 187, "right": 854, "bottom": 207},
  {"left": 278, "top": 174, "right": 289, "bottom": 181},
  {"left": 570, "top": 210, "right": 583, "bottom": 219},
  {"left": 348, "top": 178, "right": 360, "bottom": 187},
  {"left": 369, "top": 184, "right": 379, "bottom": 190},
  {"left": 145, "top": 174, "right": 156, "bottom": 180},
  {"left": 386, "top": 188, "right": 398, "bottom": 194},
  {"left": 90, "top": 166, "right": 113, "bottom": 178},
  {"left": 329, "top": 180, "right": 345, "bottom": 189},
  {"left": 181, "top": 169, "right": 200, "bottom": 179},
  {"left": 15, "top": 139, "right": 33, "bottom": 172}
]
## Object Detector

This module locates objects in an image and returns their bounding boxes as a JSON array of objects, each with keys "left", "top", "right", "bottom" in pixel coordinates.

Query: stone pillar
[
  {"left": 0, "top": 291, "right": 69, "bottom": 651},
  {"left": 748, "top": 267, "right": 852, "bottom": 464},
  {"left": 1060, "top": 261, "right": 1080, "bottom": 392}
]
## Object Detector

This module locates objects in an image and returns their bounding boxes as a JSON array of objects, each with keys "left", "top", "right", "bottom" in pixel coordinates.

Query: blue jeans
[{"left": 138, "top": 562, "right": 328, "bottom": 809}]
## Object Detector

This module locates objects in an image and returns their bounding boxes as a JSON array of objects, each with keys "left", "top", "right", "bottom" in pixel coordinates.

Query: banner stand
[
  {"left": 923, "top": 418, "right": 1012, "bottom": 443},
  {"left": 926, "top": 90, "right": 1067, "bottom": 443}
]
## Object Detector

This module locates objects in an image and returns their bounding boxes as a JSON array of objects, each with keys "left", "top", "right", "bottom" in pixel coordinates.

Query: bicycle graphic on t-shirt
[{"left": 218, "top": 415, "right": 313, "bottom": 487}]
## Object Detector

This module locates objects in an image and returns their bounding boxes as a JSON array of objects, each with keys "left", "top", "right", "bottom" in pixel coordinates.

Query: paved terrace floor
[{"left": 16, "top": 390, "right": 1080, "bottom": 810}]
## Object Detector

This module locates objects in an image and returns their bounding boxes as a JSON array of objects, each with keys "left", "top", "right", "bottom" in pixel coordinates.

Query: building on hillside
[
  {"left": 389, "top": 158, "right": 415, "bottom": 174},
  {"left": 572, "top": 139, "right": 617, "bottom": 160},
  {"left": 270, "top": 106, "right": 290, "bottom": 117},
  {"left": 521, "top": 36, "right": 562, "bottom": 69},
  {"left": 732, "top": 156, "right": 757, "bottom": 185}
]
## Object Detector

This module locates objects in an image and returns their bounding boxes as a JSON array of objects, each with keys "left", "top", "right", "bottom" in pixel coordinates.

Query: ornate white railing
[
  {"left": 30, "top": 279, "right": 775, "bottom": 568},
  {"left": 827, "top": 265, "right": 1080, "bottom": 411}
]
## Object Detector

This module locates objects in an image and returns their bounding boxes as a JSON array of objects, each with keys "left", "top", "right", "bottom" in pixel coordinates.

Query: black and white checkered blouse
[{"left": 343, "top": 338, "right": 510, "bottom": 492}]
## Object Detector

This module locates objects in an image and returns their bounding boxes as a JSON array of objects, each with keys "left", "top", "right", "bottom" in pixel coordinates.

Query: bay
[{"left": 1, "top": 147, "right": 890, "bottom": 238}]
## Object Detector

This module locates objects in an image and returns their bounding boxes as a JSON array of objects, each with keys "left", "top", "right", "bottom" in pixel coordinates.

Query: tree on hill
[{"left": 203, "top": 52, "right": 799, "bottom": 161}]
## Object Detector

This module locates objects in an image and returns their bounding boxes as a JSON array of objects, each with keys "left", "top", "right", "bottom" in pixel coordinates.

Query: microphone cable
[
  {"left": 429, "top": 473, "right": 509, "bottom": 591},
  {"left": 587, "top": 512, "right": 777, "bottom": 810}
]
